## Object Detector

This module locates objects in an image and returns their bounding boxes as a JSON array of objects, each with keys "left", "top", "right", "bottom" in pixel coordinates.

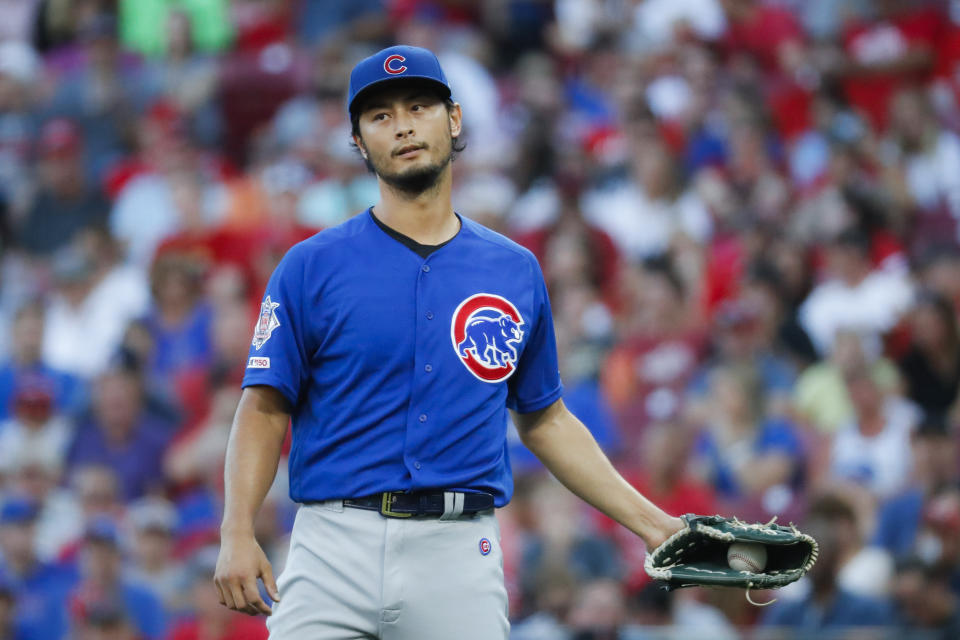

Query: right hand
[{"left": 214, "top": 531, "right": 281, "bottom": 616}]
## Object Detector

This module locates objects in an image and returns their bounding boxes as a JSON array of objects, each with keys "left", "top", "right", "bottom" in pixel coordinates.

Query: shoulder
[
  {"left": 837, "top": 590, "right": 894, "bottom": 622},
  {"left": 458, "top": 216, "right": 540, "bottom": 268},
  {"left": 273, "top": 211, "right": 374, "bottom": 270},
  {"left": 760, "top": 595, "right": 808, "bottom": 626}
]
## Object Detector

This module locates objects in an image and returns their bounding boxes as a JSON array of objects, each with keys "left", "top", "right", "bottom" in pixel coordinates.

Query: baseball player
[{"left": 214, "top": 45, "right": 683, "bottom": 639}]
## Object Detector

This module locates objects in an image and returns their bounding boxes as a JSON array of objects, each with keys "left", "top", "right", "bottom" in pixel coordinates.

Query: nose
[{"left": 394, "top": 111, "right": 415, "bottom": 138}]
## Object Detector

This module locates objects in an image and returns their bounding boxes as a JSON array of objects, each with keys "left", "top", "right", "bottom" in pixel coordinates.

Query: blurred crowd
[{"left": 1, "top": 0, "right": 960, "bottom": 638}]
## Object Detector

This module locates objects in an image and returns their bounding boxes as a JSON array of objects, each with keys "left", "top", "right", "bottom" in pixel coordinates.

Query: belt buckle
[{"left": 379, "top": 491, "right": 413, "bottom": 518}]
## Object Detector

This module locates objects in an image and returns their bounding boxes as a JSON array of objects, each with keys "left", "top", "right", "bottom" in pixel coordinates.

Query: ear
[
  {"left": 448, "top": 102, "right": 462, "bottom": 139},
  {"left": 353, "top": 134, "right": 368, "bottom": 159}
]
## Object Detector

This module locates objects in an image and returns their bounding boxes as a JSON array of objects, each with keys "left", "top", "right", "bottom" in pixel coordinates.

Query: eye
[
  {"left": 411, "top": 104, "right": 422, "bottom": 112},
  {"left": 372, "top": 112, "right": 388, "bottom": 121}
]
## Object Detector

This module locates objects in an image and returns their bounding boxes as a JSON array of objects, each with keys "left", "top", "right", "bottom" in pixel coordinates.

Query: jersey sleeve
[
  {"left": 507, "top": 256, "right": 563, "bottom": 413},
  {"left": 242, "top": 245, "right": 310, "bottom": 407}
]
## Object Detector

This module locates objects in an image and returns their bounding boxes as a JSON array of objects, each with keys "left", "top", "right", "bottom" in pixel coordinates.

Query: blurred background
[{"left": 0, "top": 0, "right": 959, "bottom": 638}]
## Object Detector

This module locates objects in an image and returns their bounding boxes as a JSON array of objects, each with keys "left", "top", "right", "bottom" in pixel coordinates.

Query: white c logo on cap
[{"left": 384, "top": 54, "right": 407, "bottom": 75}]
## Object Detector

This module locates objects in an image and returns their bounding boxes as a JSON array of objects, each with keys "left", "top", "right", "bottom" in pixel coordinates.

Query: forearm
[
  {"left": 221, "top": 386, "right": 289, "bottom": 535},
  {"left": 516, "top": 400, "right": 678, "bottom": 548}
]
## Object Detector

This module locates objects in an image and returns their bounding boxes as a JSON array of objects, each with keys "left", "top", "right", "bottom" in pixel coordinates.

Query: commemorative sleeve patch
[
  {"left": 252, "top": 296, "right": 281, "bottom": 350},
  {"left": 247, "top": 357, "right": 270, "bottom": 369}
]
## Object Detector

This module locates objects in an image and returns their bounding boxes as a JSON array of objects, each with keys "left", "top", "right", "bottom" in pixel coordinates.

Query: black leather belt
[{"left": 343, "top": 490, "right": 495, "bottom": 518}]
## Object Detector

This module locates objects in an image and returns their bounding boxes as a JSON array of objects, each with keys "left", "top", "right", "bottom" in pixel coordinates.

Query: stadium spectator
[
  {"left": 887, "top": 88, "right": 960, "bottom": 250},
  {"left": 0, "top": 495, "right": 75, "bottom": 639},
  {"left": 15, "top": 119, "right": 110, "bottom": 257},
  {"left": 71, "top": 465, "right": 124, "bottom": 525},
  {"left": 689, "top": 363, "right": 804, "bottom": 516},
  {"left": 68, "top": 517, "right": 166, "bottom": 640},
  {"left": 874, "top": 414, "right": 959, "bottom": 558},
  {"left": 686, "top": 297, "right": 798, "bottom": 419},
  {"left": 799, "top": 227, "right": 914, "bottom": 357},
  {"left": 830, "top": 362, "right": 919, "bottom": 498},
  {"left": 0, "top": 300, "right": 84, "bottom": 421},
  {"left": 42, "top": 239, "right": 150, "bottom": 379},
  {"left": 5, "top": 443, "right": 80, "bottom": 563},
  {"left": 898, "top": 291, "right": 960, "bottom": 417},
  {"left": 0, "top": 374, "right": 74, "bottom": 478},
  {"left": 43, "top": 12, "right": 161, "bottom": 181},
  {"left": 915, "top": 487, "right": 960, "bottom": 592},
  {"left": 602, "top": 257, "right": 706, "bottom": 439},
  {"left": 583, "top": 138, "right": 712, "bottom": 262},
  {"left": 0, "top": 40, "right": 40, "bottom": 219},
  {"left": 794, "top": 328, "right": 901, "bottom": 434},
  {"left": 566, "top": 578, "right": 626, "bottom": 640},
  {"left": 124, "top": 498, "right": 182, "bottom": 613},
  {"left": 760, "top": 493, "right": 895, "bottom": 632},
  {"left": 893, "top": 558, "right": 960, "bottom": 639},
  {"left": 834, "top": 0, "right": 941, "bottom": 132},
  {"left": 141, "top": 254, "right": 214, "bottom": 387},
  {"left": 74, "top": 601, "right": 142, "bottom": 640},
  {"left": 66, "top": 365, "right": 173, "bottom": 501}
]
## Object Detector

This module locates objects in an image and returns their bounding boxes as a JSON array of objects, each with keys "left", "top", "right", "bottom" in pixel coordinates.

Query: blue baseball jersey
[{"left": 242, "top": 209, "right": 563, "bottom": 506}]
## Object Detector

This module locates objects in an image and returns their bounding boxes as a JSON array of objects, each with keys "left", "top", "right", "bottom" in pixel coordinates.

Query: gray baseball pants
[{"left": 266, "top": 499, "right": 510, "bottom": 639}]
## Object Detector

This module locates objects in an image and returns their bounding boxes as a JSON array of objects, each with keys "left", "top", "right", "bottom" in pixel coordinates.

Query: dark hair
[
  {"left": 914, "top": 289, "right": 960, "bottom": 351},
  {"left": 807, "top": 493, "right": 857, "bottom": 525},
  {"left": 914, "top": 412, "right": 952, "bottom": 439},
  {"left": 350, "top": 92, "right": 465, "bottom": 171},
  {"left": 641, "top": 255, "right": 685, "bottom": 298},
  {"left": 832, "top": 227, "right": 871, "bottom": 255}
]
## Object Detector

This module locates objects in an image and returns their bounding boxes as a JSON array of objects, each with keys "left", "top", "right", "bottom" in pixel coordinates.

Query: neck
[
  {"left": 160, "top": 300, "right": 192, "bottom": 326},
  {"left": 12, "top": 351, "right": 38, "bottom": 367},
  {"left": 8, "top": 554, "right": 33, "bottom": 577},
  {"left": 374, "top": 168, "right": 458, "bottom": 245},
  {"left": 841, "top": 265, "right": 871, "bottom": 287}
]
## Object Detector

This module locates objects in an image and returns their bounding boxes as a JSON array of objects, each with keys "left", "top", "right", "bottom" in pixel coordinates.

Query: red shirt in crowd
[
  {"left": 842, "top": 6, "right": 942, "bottom": 131},
  {"left": 601, "top": 331, "right": 707, "bottom": 443},
  {"left": 723, "top": 4, "right": 804, "bottom": 74}
]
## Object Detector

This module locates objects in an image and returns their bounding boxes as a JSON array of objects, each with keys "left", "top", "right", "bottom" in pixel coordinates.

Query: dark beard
[{"left": 375, "top": 150, "right": 452, "bottom": 196}]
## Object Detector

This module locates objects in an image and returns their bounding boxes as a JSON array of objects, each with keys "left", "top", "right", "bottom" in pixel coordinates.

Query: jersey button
[
  {"left": 424, "top": 364, "right": 432, "bottom": 372},
  {"left": 419, "top": 414, "right": 427, "bottom": 423},
  {"left": 426, "top": 311, "right": 434, "bottom": 320},
  {"left": 414, "top": 462, "right": 422, "bottom": 470},
  {"left": 421, "top": 264, "right": 431, "bottom": 273}
]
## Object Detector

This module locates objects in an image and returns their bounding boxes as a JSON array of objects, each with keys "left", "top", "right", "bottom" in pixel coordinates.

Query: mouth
[{"left": 394, "top": 144, "right": 426, "bottom": 158}]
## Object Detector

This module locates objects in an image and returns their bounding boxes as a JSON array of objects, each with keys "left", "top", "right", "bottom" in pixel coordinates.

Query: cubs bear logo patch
[
  {"left": 451, "top": 293, "right": 524, "bottom": 383},
  {"left": 479, "top": 538, "right": 492, "bottom": 556},
  {"left": 252, "top": 296, "right": 280, "bottom": 351}
]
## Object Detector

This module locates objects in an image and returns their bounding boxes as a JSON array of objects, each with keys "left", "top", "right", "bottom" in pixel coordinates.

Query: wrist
[
  {"left": 644, "top": 514, "right": 684, "bottom": 551},
  {"left": 220, "top": 520, "right": 256, "bottom": 538}
]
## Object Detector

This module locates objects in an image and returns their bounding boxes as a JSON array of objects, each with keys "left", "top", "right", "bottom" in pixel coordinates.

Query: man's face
[
  {"left": 353, "top": 85, "right": 461, "bottom": 195},
  {"left": 82, "top": 540, "right": 121, "bottom": 586},
  {"left": 0, "top": 522, "right": 35, "bottom": 563}
]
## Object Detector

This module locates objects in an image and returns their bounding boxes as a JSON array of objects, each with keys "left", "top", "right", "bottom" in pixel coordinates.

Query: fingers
[
  {"left": 260, "top": 560, "right": 281, "bottom": 602},
  {"left": 228, "top": 581, "right": 250, "bottom": 614},
  {"left": 215, "top": 575, "right": 236, "bottom": 610},
  {"left": 214, "top": 576, "right": 274, "bottom": 616},
  {"left": 243, "top": 577, "right": 274, "bottom": 616}
]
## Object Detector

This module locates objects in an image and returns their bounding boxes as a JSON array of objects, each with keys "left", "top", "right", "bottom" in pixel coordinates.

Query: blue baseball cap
[
  {"left": 347, "top": 45, "right": 451, "bottom": 117},
  {"left": 84, "top": 515, "right": 120, "bottom": 546},
  {"left": 0, "top": 496, "right": 38, "bottom": 525}
]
